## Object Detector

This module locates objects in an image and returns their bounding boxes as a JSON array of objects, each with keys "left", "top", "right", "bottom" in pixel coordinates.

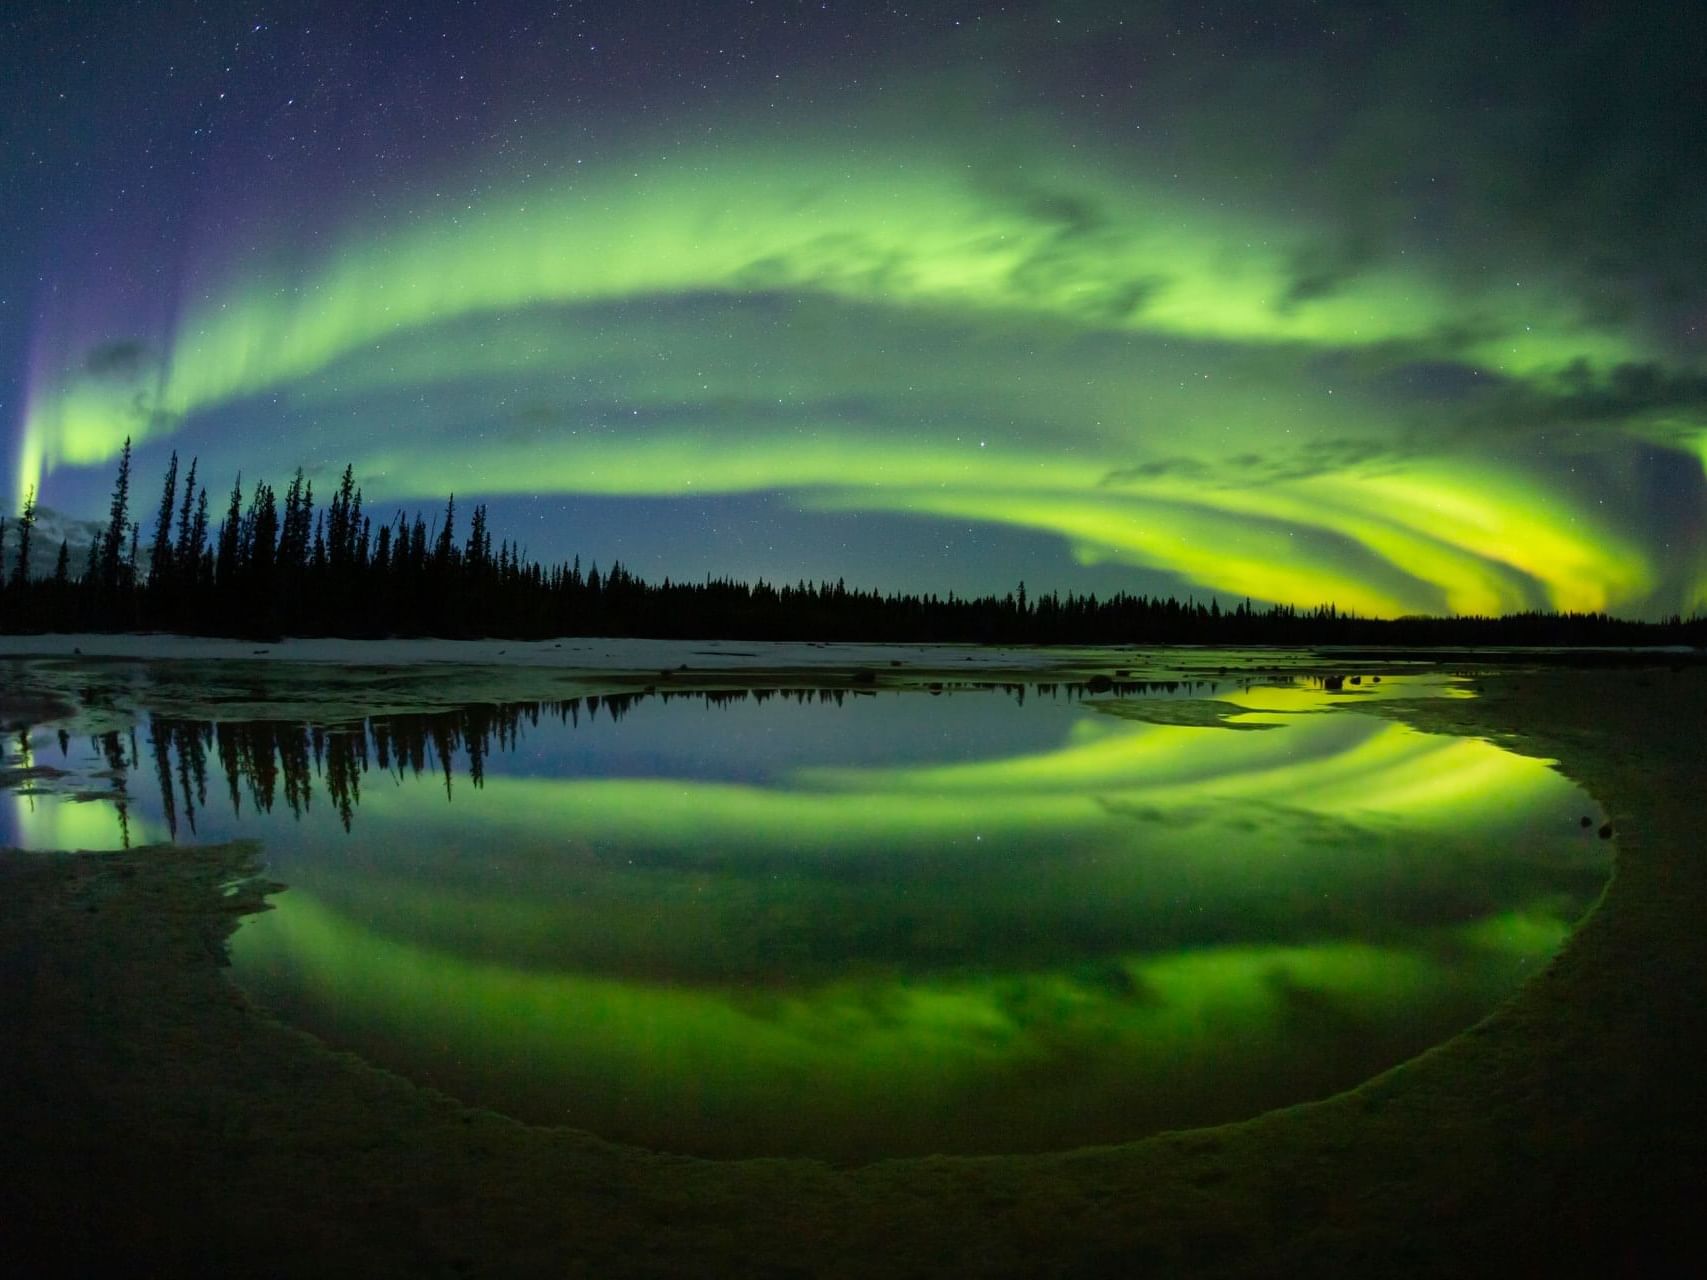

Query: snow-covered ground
[{"left": 0, "top": 632, "right": 1131, "bottom": 671}]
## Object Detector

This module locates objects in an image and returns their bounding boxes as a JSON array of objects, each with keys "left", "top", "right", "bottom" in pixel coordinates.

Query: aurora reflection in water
[{"left": 1, "top": 671, "right": 1609, "bottom": 1159}]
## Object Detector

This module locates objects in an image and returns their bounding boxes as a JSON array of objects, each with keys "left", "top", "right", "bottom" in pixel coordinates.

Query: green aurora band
[{"left": 16, "top": 114, "right": 1704, "bottom": 613}]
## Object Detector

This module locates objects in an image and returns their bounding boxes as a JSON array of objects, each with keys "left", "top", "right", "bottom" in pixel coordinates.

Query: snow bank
[{"left": 0, "top": 632, "right": 1126, "bottom": 672}]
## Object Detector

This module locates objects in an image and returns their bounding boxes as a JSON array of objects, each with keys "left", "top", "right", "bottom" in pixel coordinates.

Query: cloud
[
  {"left": 1102, "top": 439, "right": 1402, "bottom": 489},
  {"left": 83, "top": 339, "right": 150, "bottom": 379},
  {"left": 1276, "top": 238, "right": 1378, "bottom": 315},
  {"left": 1541, "top": 362, "right": 1707, "bottom": 424}
]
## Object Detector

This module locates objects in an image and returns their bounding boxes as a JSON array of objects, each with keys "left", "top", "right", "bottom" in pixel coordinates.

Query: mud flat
[{"left": 2, "top": 658, "right": 1703, "bottom": 1277}]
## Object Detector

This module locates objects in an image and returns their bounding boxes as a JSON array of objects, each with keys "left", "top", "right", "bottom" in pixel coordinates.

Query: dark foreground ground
[{"left": 2, "top": 661, "right": 1704, "bottom": 1277}]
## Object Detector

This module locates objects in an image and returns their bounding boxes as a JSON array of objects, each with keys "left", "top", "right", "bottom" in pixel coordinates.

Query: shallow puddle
[{"left": 0, "top": 669, "right": 1610, "bottom": 1159}]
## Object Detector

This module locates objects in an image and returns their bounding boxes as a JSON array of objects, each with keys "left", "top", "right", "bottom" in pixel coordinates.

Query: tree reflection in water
[{"left": 115, "top": 679, "right": 1205, "bottom": 839}]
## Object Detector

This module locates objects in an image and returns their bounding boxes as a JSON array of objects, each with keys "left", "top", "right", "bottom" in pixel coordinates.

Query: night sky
[{"left": 4, "top": 1, "right": 1705, "bottom": 616}]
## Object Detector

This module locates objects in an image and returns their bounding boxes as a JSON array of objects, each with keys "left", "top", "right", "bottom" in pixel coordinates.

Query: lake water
[{"left": 0, "top": 667, "right": 1611, "bottom": 1160}]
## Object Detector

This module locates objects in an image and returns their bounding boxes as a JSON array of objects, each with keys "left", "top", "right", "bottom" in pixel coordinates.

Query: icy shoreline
[{"left": 0, "top": 632, "right": 1129, "bottom": 671}]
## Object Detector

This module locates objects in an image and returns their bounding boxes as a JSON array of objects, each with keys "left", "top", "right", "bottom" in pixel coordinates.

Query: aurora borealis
[{"left": 5, "top": 3, "right": 1706, "bottom": 614}]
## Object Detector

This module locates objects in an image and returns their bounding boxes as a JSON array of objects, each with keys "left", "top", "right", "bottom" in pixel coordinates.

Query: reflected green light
[
  {"left": 7, "top": 794, "right": 157, "bottom": 852},
  {"left": 230, "top": 688, "right": 1609, "bottom": 1157},
  {"left": 7, "top": 775, "right": 160, "bottom": 851},
  {"left": 238, "top": 889, "right": 1585, "bottom": 1159},
  {"left": 5, "top": 735, "right": 159, "bottom": 850},
  {"left": 799, "top": 696, "right": 1559, "bottom": 825},
  {"left": 334, "top": 701, "right": 1566, "bottom": 854}
]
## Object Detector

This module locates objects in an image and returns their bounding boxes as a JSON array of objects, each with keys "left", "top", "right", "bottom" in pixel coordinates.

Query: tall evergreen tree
[
  {"left": 433, "top": 495, "right": 456, "bottom": 574},
  {"left": 187, "top": 487, "right": 209, "bottom": 589},
  {"left": 278, "top": 469, "right": 311, "bottom": 576},
  {"left": 465, "top": 504, "right": 490, "bottom": 575},
  {"left": 148, "top": 451, "right": 179, "bottom": 587},
  {"left": 216, "top": 475, "right": 243, "bottom": 587},
  {"left": 247, "top": 482, "right": 279, "bottom": 585},
  {"left": 10, "top": 486, "right": 36, "bottom": 588},
  {"left": 174, "top": 457, "right": 200, "bottom": 565},
  {"left": 100, "top": 437, "right": 133, "bottom": 592},
  {"left": 327, "top": 464, "right": 357, "bottom": 570}
]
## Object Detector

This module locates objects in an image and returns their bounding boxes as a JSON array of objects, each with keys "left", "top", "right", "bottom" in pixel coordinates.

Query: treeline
[{"left": 2, "top": 442, "right": 1704, "bottom": 646}]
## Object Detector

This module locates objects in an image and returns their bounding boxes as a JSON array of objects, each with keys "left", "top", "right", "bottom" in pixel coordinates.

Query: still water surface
[{"left": 1, "top": 670, "right": 1610, "bottom": 1159}]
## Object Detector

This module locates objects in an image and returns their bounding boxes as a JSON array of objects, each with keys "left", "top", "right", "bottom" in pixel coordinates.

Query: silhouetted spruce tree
[
  {"left": 215, "top": 475, "right": 243, "bottom": 591},
  {"left": 99, "top": 437, "right": 133, "bottom": 593},
  {"left": 248, "top": 483, "right": 279, "bottom": 582},
  {"left": 187, "top": 487, "right": 209, "bottom": 599},
  {"left": 174, "top": 458, "right": 199, "bottom": 564},
  {"left": 240, "top": 480, "right": 280, "bottom": 635},
  {"left": 53, "top": 538, "right": 69, "bottom": 587},
  {"left": 326, "top": 465, "right": 358, "bottom": 569},
  {"left": 277, "top": 469, "right": 313, "bottom": 586},
  {"left": 148, "top": 451, "right": 179, "bottom": 591},
  {"left": 10, "top": 486, "right": 35, "bottom": 588},
  {"left": 433, "top": 496, "right": 456, "bottom": 578},
  {"left": 465, "top": 504, "right": 488, "bottom": 575}
]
